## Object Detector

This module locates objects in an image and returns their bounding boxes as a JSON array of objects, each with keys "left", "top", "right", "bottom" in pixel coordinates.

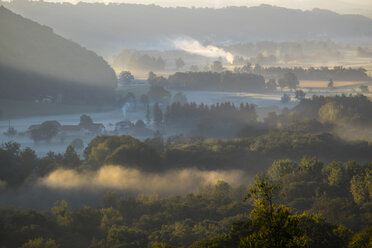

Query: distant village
[{"left": 24, "top": 114, "right": 152, "bottom": 143}]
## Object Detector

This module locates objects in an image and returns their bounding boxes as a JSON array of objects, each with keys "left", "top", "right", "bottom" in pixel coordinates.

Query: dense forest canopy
[
  {"left": 293, "top": 94, "right": 372, "bottom": 123},
  {"left": 0, "top": 149, "right": 371, "bottom": 247}
]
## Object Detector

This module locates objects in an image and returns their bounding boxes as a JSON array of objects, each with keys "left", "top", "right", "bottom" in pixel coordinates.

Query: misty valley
[{"left": 0, "top": 1, "right": 372, "bottom": 248}]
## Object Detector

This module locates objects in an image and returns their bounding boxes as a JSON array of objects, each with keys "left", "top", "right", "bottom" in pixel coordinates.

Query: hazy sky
[{"left": 33, "top": 0, "right": 372, "bottom": 17}]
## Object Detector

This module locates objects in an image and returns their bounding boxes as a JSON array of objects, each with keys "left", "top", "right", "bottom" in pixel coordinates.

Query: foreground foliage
[{"left": 0, "top": 159, "right": 371, "bottom": 247}]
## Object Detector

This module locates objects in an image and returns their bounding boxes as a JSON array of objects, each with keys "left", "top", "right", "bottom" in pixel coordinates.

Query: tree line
[
  {"left": 236, "top": 64, "right": 370, "bottom": 81},
  {"left": 149, "top": 71, "right": 266, "bottom": 91}
]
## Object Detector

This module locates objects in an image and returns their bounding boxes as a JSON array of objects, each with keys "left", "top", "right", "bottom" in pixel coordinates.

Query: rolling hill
[
  {"left": 0, "top": 5, "right": 117, "bottom": 104},
  {"left": 1, "top": 1, "right": 372, "bottom": 55}
]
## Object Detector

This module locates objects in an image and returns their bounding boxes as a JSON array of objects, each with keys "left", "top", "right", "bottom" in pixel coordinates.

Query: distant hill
[
  {"left": 0, "top": 6, "right": 117, "bottom": 104},
  {"left": 1, "top": 1, "right": 372, "bottom": 54}
]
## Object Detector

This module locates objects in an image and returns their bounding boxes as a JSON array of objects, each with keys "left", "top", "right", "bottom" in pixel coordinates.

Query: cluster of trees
[
  {"left": 78, "top": 118, "right": 372, "bottom": 172},
  {"left": 118, "top": 71, "right": 135, "bottom": 84},
  {"left": 84, "top": 135, "right": 160, "bottom": 170},
  {"left": 6, "top": 95, "right": 369, "bottom": 176},
  {"left": 191, "top": 179, "right": 371, "bottom": 248},
  {"left": 29, "top": 121, "right": 60, "bottom": 143},
  {"left": 84, "top": 94, "right": 372, "bottom": 170},
  {"left": 113, "top": 49, "right": 166, "bottom": 71},
  {"left": 145, "top": 68, "right": 368, "bottom": 94},
  {"left": 277, "top": 72, "right": 299, "bottom": 90},
  {"left": 0, "top": 161, "right": 370, "bottom": 247},
  {"left": 293, "top": 94, "right": 372, "bottom": 124},
  {"left": 236, "top": 64, "right": 370, "bottom": 81},
  {"left": 27, "top": 114, "right": 103, "bottom": 143},
  {"left": 164, "top": 102, "right": 258, "bottom": 137},
  {"left": 148, "top": 71, "right": 266, "bottom": 91},
  {"left": 0, "top": 142, "right": 80, "bottom": 188},
  {"left": 265, "top": 157, "right": 372, "bottom": 230},
  {"left": 162, "top": 129, "right": 372, "bottom": 171}
]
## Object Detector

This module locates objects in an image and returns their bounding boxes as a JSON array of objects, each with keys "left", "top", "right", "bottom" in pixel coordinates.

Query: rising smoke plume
[
  {"left": 39, "top": 165, "right": 249, "bottom": 194},
  {"left": 173, "top": 38, "right": 234, "bottom": 64}
]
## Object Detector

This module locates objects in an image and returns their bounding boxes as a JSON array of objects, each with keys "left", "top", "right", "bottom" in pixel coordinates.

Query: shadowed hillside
[{"left": 0, "top": 6, "right": 117, "bottom": 103}]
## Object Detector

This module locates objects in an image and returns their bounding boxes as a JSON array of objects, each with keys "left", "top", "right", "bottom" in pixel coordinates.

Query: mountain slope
[
  {"left": 0, "top": 5, "right": 117, "bottom": 103},
  {"left": 1, "top": 1, "right": 372, "bottom": 54}
]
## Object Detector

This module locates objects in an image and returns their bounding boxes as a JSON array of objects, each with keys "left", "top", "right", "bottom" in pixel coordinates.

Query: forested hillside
[
  {"left": 2, "top": 1, "right": 372, "bottom": 52},
  {"left": 0, "top": 148, "right": 370, "bottom": 247},
  {"left": 0, "top": 6, "right": 117, "bottom": 103}
]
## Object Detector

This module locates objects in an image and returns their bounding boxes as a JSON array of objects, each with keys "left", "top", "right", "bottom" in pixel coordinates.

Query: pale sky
[{"left": 30, "top": 0, "right": 372, "bottom": 17}]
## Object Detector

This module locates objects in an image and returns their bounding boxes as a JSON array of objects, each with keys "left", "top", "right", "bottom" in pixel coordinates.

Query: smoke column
[{"left": 173, "top": 38, "right": 234, "bottom": 64}]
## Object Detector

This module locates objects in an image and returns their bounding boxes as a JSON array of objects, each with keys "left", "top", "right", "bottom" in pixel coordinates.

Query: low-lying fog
[
  {"left": 0, "top": 87, "right": 364, "bottom": 156},
  {"left": 0, "top": 165, "right": 250, "bottom": 210}
]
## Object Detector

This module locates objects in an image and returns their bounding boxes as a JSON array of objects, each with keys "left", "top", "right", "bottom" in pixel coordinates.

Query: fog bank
[{"left": 40, "top": 165, "right": 249, "bottom": 194}]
